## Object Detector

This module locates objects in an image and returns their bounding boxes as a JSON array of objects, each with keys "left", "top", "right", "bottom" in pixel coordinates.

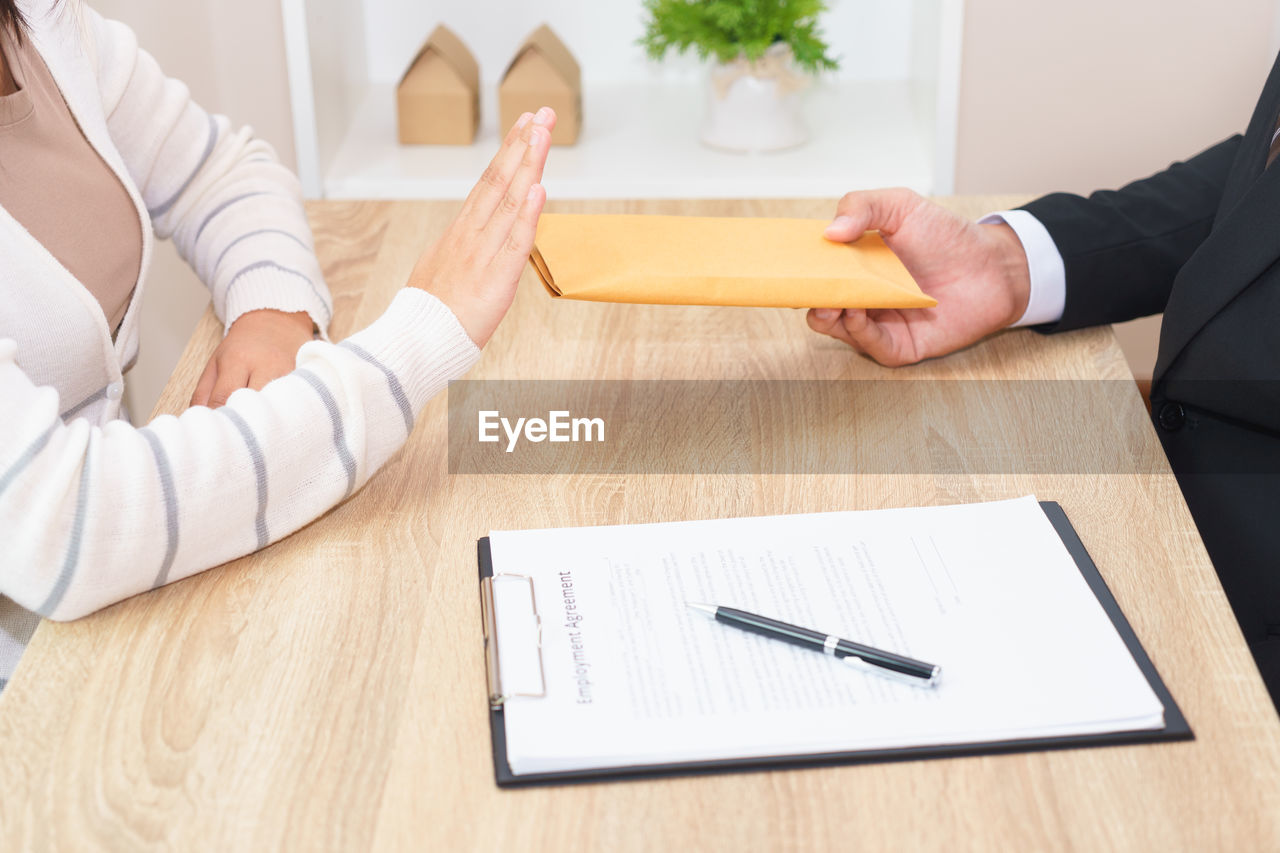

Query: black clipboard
[{"left": 478, "top": 501, "right": 1192, "bottom": 788}]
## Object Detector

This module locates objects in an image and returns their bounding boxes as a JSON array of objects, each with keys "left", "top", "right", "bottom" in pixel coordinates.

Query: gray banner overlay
[{"left": 446, "top": 380, "right": 1280, "bottom": 475}]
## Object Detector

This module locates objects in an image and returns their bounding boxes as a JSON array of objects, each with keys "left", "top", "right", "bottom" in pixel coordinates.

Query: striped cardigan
[{"left": 0, "top": 2, "right": 480, "bottom": 686}]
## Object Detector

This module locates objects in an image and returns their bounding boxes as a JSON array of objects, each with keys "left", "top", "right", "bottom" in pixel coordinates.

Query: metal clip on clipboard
[{"left": 479, "top": 573, "right": 548, "bottom": 710}]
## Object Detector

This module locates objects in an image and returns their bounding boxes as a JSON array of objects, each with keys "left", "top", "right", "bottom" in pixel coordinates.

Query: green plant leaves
[{"left": 640, "top": 0, "right": 840, "bottom": 74}]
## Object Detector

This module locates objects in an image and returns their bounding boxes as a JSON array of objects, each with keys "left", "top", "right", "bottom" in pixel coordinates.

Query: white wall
[
  {"left": 92, "top": 0, "right": 297, "bottom": 418},
  {"left": 956, "top": 0, "right": 1276, "bottom": 196},
  {"left": 955, "top": 0, "right": 1280, "bottom": 379}
]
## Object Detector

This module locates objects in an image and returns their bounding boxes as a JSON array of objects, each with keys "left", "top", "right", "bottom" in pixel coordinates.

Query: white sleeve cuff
[
  {"left": 220, "top": 264, "right": 334, "bottom": 341},
  {"left": 979, "top": 209, "right": 1066, "bottom": 327},
  {"left": 338, "top": 288, "right": 482, "bottom": 414}
]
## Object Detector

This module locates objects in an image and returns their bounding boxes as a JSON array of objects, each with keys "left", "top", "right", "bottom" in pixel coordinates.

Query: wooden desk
[{"left": 2, "top": 199, "right": 1279, "bottom": 850}]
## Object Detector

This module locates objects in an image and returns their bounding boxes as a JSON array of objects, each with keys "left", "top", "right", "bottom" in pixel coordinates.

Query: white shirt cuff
[{"left": 979, "top": 209, "right": 1066, "bottom": 327}]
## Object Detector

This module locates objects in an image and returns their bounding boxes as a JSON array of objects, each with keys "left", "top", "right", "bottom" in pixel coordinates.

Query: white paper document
[{"left": 487, "top": 496, "right": 1165, "bottom": 776}]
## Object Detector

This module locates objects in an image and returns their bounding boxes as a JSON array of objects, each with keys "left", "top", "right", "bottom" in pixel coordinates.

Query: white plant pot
[{"left": 700, "top": 52, "right": 809, "bottom": 154}]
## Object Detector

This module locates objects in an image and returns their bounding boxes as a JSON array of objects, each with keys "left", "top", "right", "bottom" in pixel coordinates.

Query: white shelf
[
  {"left": 324, "top": 80, "right": 934, "bottom": 200},
  {"left": 283, "top": 0, "right": 962, "bottom": 200}
]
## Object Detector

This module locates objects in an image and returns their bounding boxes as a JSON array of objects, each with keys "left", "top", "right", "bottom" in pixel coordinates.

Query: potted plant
[{"left": 640, "top": 0, "right": 839, "bottom": 153}]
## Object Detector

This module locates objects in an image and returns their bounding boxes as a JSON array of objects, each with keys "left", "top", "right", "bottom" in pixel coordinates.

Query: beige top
[{"left": 0, "top": 28, "right": 141, "bottom": 334}]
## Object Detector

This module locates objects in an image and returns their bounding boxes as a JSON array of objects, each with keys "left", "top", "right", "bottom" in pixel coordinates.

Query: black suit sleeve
[{"left": 1019, "top": 135, "right": 1242, "bottom": 332}]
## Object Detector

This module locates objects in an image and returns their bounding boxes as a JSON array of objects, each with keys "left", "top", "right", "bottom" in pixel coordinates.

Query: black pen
[{"left": 687, "top": 603, "right": 941, "bottom": 686}]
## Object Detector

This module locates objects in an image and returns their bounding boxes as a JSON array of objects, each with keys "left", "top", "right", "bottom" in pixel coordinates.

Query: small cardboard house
[
  {"left": 397, "top": 25, "right": 480, "bottom": 145},
  {"left": 499, "top": 25, "right": 581, "bottom": 145}
]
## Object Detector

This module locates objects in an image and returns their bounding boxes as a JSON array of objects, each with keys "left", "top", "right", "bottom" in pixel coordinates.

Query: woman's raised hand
[{"left": 407, "top": 107, "right": 556, "bottom": 347}]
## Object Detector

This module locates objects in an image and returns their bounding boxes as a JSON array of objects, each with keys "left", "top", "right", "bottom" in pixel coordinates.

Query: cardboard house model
[
  {"left": 397, "top": 25, "right": 480, "bottom": 145},
  {"left": 499, "top": 25, "right": 581, "bottom": 145}
]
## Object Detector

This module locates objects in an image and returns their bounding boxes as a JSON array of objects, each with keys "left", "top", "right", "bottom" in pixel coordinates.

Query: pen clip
[{"left": 841, "top": 654, "right": 942, "bottom": 688}]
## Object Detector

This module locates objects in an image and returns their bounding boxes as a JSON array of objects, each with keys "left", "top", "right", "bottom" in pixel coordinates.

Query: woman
[{"left": 0, "top": 0, "right": 553, "bottom": 687}]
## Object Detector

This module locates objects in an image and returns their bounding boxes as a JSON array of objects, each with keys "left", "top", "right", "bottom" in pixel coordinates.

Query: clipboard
[{"left": 477, "top": 501, "right": 1192, "bottom": 788}]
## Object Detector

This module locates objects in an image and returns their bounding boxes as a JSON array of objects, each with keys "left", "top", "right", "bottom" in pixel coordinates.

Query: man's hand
[
  {"left": 191, "top": 309, "right": 315, "bottom": 408},
  {"left": 807, "top": 189, "right": 1033, "bottom": 366},
  {"left": 406, "top": 107, "right": 555, "bottom": 347}
]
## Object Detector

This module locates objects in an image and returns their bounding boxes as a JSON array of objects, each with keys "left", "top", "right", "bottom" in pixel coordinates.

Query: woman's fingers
[
  {"left": 191, "top": 353, "right": 249, "bottom": 409},
  {"left": 402, "top": 108, "right": 556, "bottom": 349},
  {"left": 456, "top": 112, "right": 533, "bottom": 225},
  {"left": 190, "top": 359, "right": 218, "bottom": 407},
  {"left": 459, "top": 108, "right": 555, "bottom": 227},
  {"left": 208, "top": 360, "right": 251, "bottom": 408},
  {"left": 483, "top": 122, "right": 552, "bottom": 256},
  {"left": 494, "top": 183, "right": 547, "bottom": 280}
]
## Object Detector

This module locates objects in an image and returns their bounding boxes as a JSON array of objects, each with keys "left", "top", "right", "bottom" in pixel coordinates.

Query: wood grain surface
[{"left": 2, "top": 198, "right": 1278, "bottom": 851}]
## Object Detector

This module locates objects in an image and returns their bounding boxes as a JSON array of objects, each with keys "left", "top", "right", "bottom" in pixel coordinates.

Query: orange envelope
[{"left": 529, "top": 214, "right": 936, "bottom": 309}]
